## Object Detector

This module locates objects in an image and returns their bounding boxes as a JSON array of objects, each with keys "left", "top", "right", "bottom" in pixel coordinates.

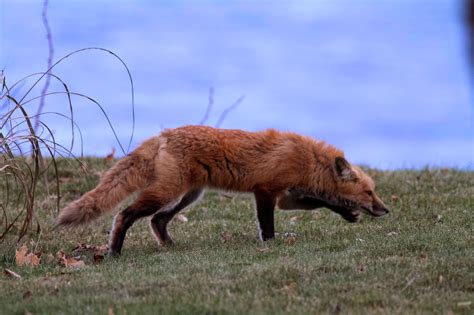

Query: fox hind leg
[
  {"left": 150, "top": 188, "right": 203, "bottom": 246},
  {"left": 108, "top": 190, "right": 182, "bottom": 256}
]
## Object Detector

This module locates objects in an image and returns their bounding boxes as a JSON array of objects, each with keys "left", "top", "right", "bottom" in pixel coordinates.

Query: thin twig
[
  {"left": 18, "top": 47, "right": 135, "bottom": 155},
  {"left": 401, "top": 276, "right": 416, "bottom": 292},
  {"left": 199, "top": 86, "right": 214, "bottom": 125},
  {"left": 215, "top": 94, "right": 245, "bottom": 128},
  {"left": 34, "top": 0, "right": 54, "bottom": 133}
]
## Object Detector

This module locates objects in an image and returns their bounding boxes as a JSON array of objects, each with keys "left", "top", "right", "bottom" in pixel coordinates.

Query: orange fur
[{"left": 56, "top": 125, "right": 388, "bottom": 255}]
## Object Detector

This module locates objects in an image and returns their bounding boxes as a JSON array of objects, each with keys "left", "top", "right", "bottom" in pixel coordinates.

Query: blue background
[{"left": 1, "top": 0, "right": 472, "bottom": 169}]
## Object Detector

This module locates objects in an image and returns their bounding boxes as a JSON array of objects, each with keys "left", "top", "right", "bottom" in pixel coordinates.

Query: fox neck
[
  {"left": 291, "top": 185, "right": 357, "bottom": 210},
  {"left": 299, "top": 146, "right": 342, "bottom": 204}
]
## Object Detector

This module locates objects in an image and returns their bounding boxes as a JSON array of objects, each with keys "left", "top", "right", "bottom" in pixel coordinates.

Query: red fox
[{"left": 56, "top": 126, "right": 389, "bottom": 256}]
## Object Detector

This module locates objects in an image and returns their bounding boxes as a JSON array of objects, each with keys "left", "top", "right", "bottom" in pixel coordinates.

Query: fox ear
[{"left": 334, "top": 157, "right": 357, "bottom": 181}]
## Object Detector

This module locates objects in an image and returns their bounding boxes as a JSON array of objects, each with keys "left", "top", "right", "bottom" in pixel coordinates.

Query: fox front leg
[{"left": 254, "top": 190, "right": 277, "bottom": 241}]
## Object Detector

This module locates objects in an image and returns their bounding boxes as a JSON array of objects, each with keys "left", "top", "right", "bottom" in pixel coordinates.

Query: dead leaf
[
  {"left": 56, "top": 250, "right": 65, "bottom": 260},
  {"left": 282, "top": 282, "right": 297, "bottom": 292},
  {"left": 15, "top": 245, "right": 27, "bottom": 265},
  {"left": 401, "top": 276, "right": 416, "bottom": 292},
  {"left": 46, "top": 253, "right": 56, "bottom": 264},
  {"left": 64, "top": 257, "right": 86, "bottom": 268},
  {"left": 94, "top": 244, "right": 108, "bottom": 255},
  {"left": 220, "top": 232, "right": 233, "bottom": 243},
  {"left": 22, "top": 291, "right": 32, "bottom": 300},
  {"left": 70, "top": 243, "right": 108, "bottom": 264},
  {"left": 59, "top": 177, "right": 72, "bottom": 184},
  {"left": 257, "top": 247, "right": 270, "bottom": 253},
  {"left": 96, "top": 244, "right": 108, "bottom": 252},
  {"left": 108, "top": 307, "right": 115, "bottom": 315},
  {"left": 283, "top": 232, "right": 297, "bottom": 245},
  {"left": 438, "top": 274, "right": 444, "bottom": 283},
  {"left": 93, "top": 253, "right": 105, "bottom": 264},
  {"left": 312, "top": 212, "right": 324, "bottom": 221},
  {"left": 289, "top": 215, "right": 301, "bottom": 225},
  {"left": 457, "top": 301, "right": 471, "bottom": 307},
  {"left": 57, "top": 251, "right": 86, "bottom": 268},
  {"left": 105, "top": 148, "right": 116, "bottom": 163},
  {"left": 25, "top": 254, "right": 40, "bottom": 266},
  {"left": 220, "top": 193, "right": 235, "bottom": 200},
  {"left": 391, "top": 195, "right": 400, "bottom": 202},
  {"left": 387, "top": 231, "right": 398, "bottom": 236},
  {"left": 175, "top": 214, "right": 188, "bottom": 222},
  {"left": 4, "top": 268, "right": 21, "bottom": 279},
  {"left": 93, "top": 245, "right": 107, "bottom": 264},
  {"left": 72, "top": 243, "right": 91, "bottom": 254},
  {"left": 15, "top": 245, "right": 40, "bottom": 267}
]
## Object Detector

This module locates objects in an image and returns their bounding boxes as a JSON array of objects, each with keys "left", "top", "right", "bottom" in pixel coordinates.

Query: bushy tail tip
[{"left": 55, "top": 197, "right": 101, "bottom": 227}]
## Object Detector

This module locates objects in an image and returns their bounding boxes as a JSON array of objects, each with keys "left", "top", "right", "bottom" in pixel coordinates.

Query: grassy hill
[{"left": 0, "top": 158, "right": 473, "bottom": 314}]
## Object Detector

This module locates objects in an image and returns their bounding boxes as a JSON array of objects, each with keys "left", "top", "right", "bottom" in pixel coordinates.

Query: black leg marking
[
  {"left": 254, "top": 190, "right": 277, "bottom": 241},
  {"left": 150, "top": 189, "right": 203, "bottom": 246},
  {"left": 109, "top": 196, "right": 171, "bottom": 256}
]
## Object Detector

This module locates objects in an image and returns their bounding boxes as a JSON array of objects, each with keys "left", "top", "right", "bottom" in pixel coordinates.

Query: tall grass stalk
[{"left": 0, "top": 48, "right": 135, "bottom": 242}]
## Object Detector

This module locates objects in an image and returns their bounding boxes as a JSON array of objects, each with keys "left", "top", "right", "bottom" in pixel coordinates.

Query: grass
[{"left": 0, "top": 158, "right": 473, "bottom": 314}]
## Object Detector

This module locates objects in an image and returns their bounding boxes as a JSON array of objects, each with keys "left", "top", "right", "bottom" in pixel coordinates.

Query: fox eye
[{"left": 365, "top": 190, "right": 373, "bottom": 197}]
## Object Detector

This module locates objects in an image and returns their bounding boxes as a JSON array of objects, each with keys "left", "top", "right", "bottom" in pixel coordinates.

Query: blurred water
[{"left": 1, "top": 0, "right": 472, "bottom": 169}]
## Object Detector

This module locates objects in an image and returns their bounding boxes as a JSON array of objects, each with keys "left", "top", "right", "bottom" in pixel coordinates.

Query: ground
[{"left": 0, "top": 158, "right": 473, "bottom": 314}]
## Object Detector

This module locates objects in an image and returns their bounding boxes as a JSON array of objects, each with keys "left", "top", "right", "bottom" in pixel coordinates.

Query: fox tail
[{"left": 55, "top": 153, "right": 152, "bottom": 227}]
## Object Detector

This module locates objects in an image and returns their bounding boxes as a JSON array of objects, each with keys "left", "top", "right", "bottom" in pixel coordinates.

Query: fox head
[{"left": 328, "top": 157, "right": 389, "bottom": 222}]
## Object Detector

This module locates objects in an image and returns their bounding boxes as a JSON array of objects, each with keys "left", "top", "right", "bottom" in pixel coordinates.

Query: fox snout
[
  {"left": 368, "top": 196, "right": 389, "bottom": 217},
  {"left": 370, "top": 205, "right": 389, "bottom": 216}
]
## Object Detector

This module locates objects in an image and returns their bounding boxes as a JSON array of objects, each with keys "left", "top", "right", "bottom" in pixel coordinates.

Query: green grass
[{"left": 0, "top": 158, "right": 473, "bottom": 314}]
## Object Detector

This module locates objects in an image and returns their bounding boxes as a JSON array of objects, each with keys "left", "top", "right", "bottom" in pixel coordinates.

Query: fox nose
[{"left": 373, "top": 206, "right": 389, "bottom": 216}]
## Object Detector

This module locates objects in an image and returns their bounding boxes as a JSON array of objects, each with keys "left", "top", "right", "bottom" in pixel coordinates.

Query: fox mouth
[
  {"left": 361, "top": 206, "right": 389, "bottom": 217},
  {"left": 327, "top": 204, "right": 388, "bottom": 222},
  {"left": 331, "top": 205, "right": 388, "bottom": 222}
]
